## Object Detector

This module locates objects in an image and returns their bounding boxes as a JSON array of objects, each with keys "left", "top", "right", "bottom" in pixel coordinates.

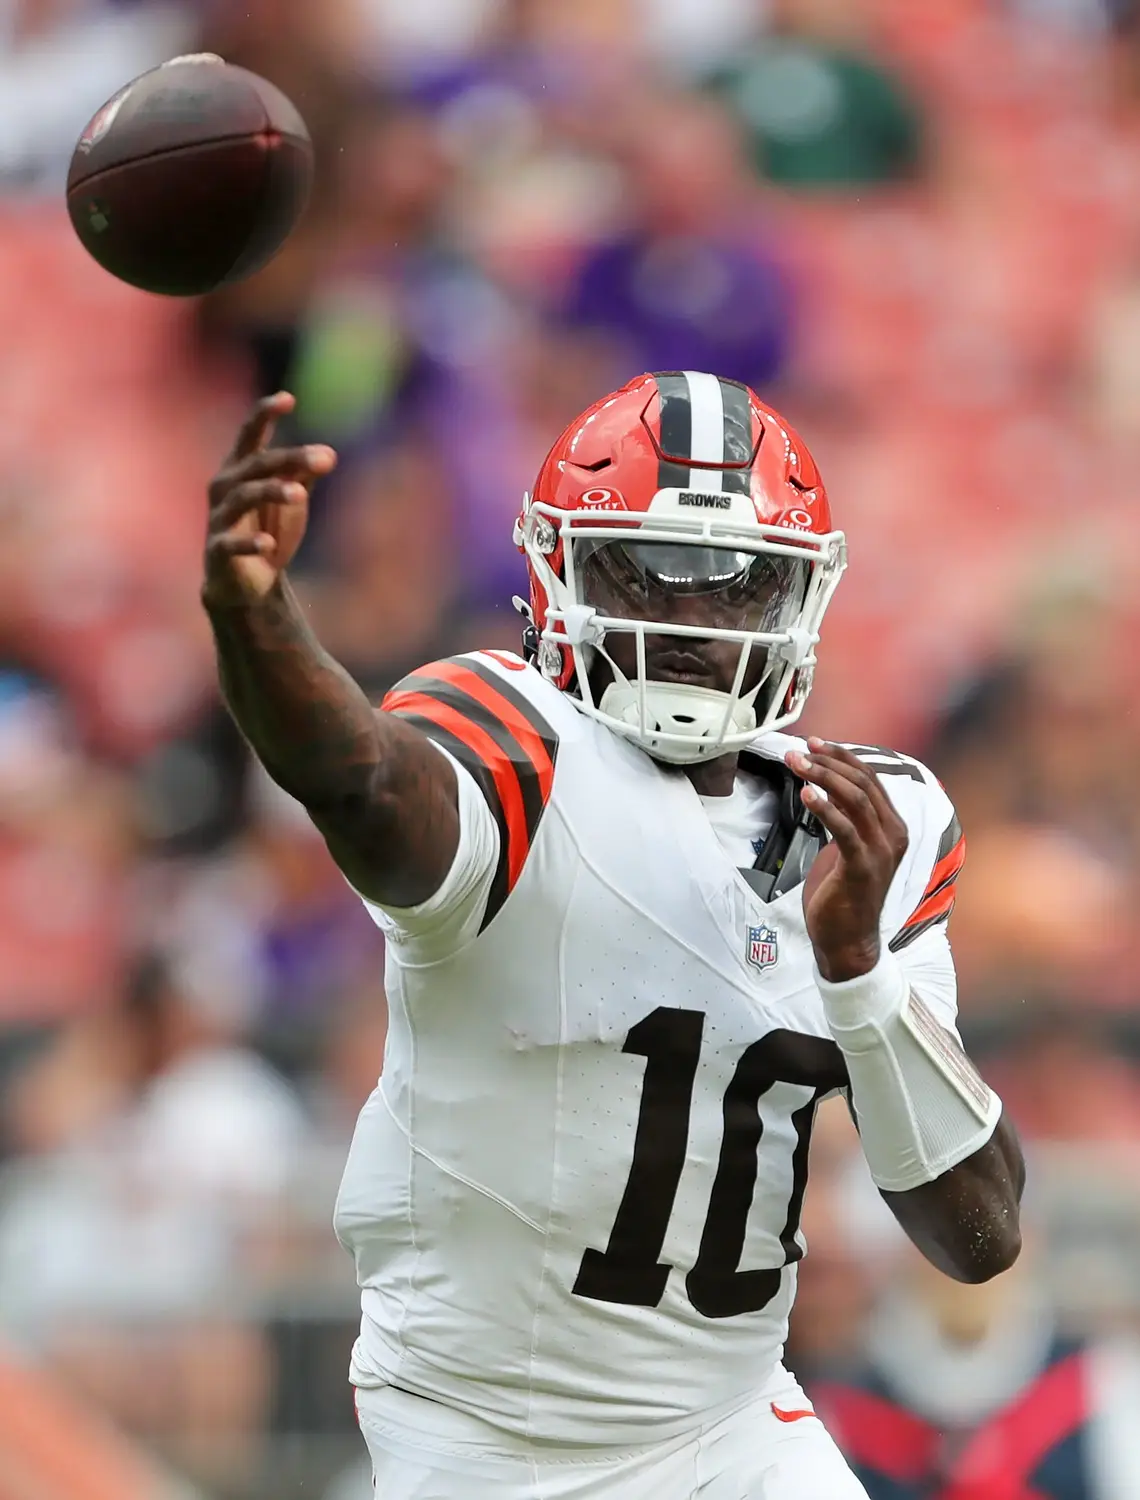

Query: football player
[{"left": 202, "top": 373, "right": 1024, "bottom": 1499}]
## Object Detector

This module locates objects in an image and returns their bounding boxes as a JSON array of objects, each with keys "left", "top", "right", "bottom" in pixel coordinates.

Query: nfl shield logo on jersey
[{"left": 747, "top": 923, "right": 779, "bottom": 970}]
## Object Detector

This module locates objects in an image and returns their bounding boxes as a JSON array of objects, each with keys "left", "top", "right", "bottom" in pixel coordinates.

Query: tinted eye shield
[
  {"left": 577, "top": 537, "right": 813, "bottom": 647},
  {"left": 585, "top": 540, "right": 781, "bottom": 596}
]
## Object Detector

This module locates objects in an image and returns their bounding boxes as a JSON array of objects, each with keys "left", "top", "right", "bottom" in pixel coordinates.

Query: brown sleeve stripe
[
  {"left": 455, "top": 656, "right": 559, "bottom": 797},
  {"left": 389, "top": 659, "right": 556, "bottom": 797},
  {"left": 390, "top": 709, "right": 512, "bottom": 927},
  {"left": 889, "top": 906, "right": 954, "bottom": 953},
  {"left": 382, "top": 657, "right": 558, "bottom": 927},
  {"left": 888, "top": 812, "right": 966, "bottom": 953},
  {"left": 922, "top": 826, "right": 966, "bottom": 903},
  {"left": 935, "top": 811, "right": 964, "bottom": 864}
]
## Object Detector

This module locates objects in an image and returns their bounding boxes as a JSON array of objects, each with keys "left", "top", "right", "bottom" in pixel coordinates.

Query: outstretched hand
[
  {"left": 202, "top": 392, "right": 337, "bottom": 608},
  {"left": 786, "top": 740, "right": 909, "bottom": 983}
]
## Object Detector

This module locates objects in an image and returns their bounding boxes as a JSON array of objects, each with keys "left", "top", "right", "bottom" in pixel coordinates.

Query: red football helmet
[{"left": 514, "top": 371, "right": 847, "bottom": 763}]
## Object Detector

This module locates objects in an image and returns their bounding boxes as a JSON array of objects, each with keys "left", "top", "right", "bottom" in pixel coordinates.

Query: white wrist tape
[{"left": 816, "top": 951, "right": 1002, "bottom": 1193}]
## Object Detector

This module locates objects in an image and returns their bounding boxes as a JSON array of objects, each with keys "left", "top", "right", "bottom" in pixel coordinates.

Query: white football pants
[{"left": 354, "top": 1368, "right": 869, "bottom": 1500}]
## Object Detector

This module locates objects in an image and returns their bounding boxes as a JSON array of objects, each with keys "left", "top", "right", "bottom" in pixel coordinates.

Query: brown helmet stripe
[
  {"left": 653, "top": 371, "right": 693, "bottom": 489},
  {"left": 718, "top": 377, "right": 753, "bottom": 494}
]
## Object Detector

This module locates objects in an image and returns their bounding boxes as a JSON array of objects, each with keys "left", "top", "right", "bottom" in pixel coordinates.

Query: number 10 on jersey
[{"left": 573, "top": 1009, "right": 845, "bottom": 1319}]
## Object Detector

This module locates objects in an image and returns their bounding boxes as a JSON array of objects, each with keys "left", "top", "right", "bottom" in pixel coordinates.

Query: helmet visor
[{"left": 578, "top": 539, "right": 810, "bottom": 636}]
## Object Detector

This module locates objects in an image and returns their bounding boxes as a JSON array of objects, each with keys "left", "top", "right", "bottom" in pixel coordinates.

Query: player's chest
[{"left": 549, "top": 746, "right": 825, "bottom": 1045}]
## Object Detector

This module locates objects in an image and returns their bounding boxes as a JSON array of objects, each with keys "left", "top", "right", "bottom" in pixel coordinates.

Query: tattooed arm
[{"left": 201, "top": 394, "right": 459, "bottom": 907}]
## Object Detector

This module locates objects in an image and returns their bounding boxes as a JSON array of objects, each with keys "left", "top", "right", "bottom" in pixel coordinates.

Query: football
[{"left": 66, "top": 55, "right": 313, "bottom": 297}]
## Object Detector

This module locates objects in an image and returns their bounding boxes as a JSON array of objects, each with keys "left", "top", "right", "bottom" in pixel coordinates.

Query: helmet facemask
[{"left": 519, "top": 501, "right": 847, "bottom": 764}]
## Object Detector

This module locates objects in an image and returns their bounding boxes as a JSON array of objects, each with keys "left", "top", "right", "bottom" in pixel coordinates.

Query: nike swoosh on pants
[{"left": 771, "top": 1404, "right": 816, "bottom": 1423}]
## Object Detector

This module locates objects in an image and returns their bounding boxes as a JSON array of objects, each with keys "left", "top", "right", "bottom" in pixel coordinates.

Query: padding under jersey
[{"left": 333, "top": 650, "right": 968, "bottom": 1447}]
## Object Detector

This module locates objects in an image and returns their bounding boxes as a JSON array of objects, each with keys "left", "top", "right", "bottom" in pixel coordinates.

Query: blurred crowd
[{"left": 3, "top": 0, "right": 1140, "bottom": 1496}]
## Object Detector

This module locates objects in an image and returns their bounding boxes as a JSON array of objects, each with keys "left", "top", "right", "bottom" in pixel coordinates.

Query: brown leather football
[{"left": 66, "top": 55, "right": 313, "bottom": 297}]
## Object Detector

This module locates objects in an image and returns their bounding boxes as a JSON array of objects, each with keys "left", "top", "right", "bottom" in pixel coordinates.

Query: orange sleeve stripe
[
  {"left": 387, "top": 689, "right": 531, "bottom": 890},
  {"left": 420, "top": 660, "right": 555, "bottom": 799},
  {"left": 892, "top": 818, "right": 966, "bottom": 947},
  {"left": 903, "top": 881, "right": 957, "bottom": 934},
  {"left": 924, "top": 833, "right": 966, "bottom": 899},
  {"left": 382, "top": 657, "right": 559, "bottom": 923},
  {"left": 381, "top": 662, "right": 555, "bottom": 802}
]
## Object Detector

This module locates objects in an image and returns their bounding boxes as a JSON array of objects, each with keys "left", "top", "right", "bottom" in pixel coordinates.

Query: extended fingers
[
  {"left": 798, "top": 778, "right": 861, "bottom": 859},
  {"left": 225, "top": 391, "right": 295, "bottom": 464},
  {"left": 206, "top": 530, "right": 274, "bottom": 560},
  {"left": 210, "top": 477, "right": 308, "bottom": 532},
  {"left": 790, "top": 748, "right": 878, "bottom": 838},
  {"left": 210, "top": 444, "right": 337, "bottom": 497},
  {"left": 788, "top": 743, "right": 908, "bottom": 858},
  {"left": 809, "top": 742, "right": 904, "bottom": 831},
  {"left": 208, "top": 445, "right": 337, "bottom": 523}
]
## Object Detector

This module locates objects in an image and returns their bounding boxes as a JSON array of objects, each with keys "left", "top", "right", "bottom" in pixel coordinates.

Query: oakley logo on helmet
[
  {"left": 579, "top": 488, "right": 627, "bottom": 511},
  {"left": 783, "top": 509, "right": 815, "bottom": 530},
  {"left": 677, "top": 492, "right": 732, "bottom": 510}
]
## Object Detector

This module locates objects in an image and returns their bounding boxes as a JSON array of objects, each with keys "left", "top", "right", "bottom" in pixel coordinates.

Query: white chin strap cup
[
  {"left": 780, "top": 627, "right": 814, "bottom": 667},
  {"left": 599, "top": 681, "right": 757, "bottom": 764},
  {"left": 553, "top": 606, "right": 605, "bottom": 648}
]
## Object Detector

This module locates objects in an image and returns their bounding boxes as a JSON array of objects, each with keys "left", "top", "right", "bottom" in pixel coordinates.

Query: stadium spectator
[
  {"left": 706, "top": 0, "right": 925, "bottom": 189},
  {"left": 926, "top": 566, "right": 1138, "bottom": 1010},
  {"left": 988, "top": 1010, "right": 1140, "bottom": 1152},
  {"left": 0, "top": 674, "right": 136, "bottom": 1024},
  {"left": 562, "top": 90, "right": 794, "bottom": 388},
  {"left": 812, "top": 1240, "right": 1140, "bottom": 1498},
  {"left": 154, "top": 767, "right": 379, "bottom": 1047},
  {"left": 0, "top": 951, "right": 309, "bottom": 1478}
]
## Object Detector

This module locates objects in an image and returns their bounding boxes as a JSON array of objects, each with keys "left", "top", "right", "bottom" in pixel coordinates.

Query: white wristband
[
  {"left": 815, "top": 951, "right": 1002, "bottom": 1193},
  {"left": 815, "top": 949, "right": 910, "bottom": 1041}
]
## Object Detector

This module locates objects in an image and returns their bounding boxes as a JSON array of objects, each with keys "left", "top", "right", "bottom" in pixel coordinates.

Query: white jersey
[{"left": 334, "top": 650, "right": 967, "bottom": 1447}]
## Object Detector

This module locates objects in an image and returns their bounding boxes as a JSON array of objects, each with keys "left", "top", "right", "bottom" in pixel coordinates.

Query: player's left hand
[{"left": 787, "top": 740, "right": 909, "bottom": 983}]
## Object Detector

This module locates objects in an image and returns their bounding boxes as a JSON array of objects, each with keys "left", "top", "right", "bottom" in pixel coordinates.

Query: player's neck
[{"left": 684, "top": 753, "right": 739, "bottom": 798}]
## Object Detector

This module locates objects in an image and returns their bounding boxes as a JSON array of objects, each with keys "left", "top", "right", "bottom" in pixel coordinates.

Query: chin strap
[{"left": 513, "top": 596, "right": 541, "bottom": 666}]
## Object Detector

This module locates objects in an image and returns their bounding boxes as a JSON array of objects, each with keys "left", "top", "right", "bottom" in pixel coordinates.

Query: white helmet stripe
[{"left": 682, "top": 371, "right": 727, "bottom": 484}]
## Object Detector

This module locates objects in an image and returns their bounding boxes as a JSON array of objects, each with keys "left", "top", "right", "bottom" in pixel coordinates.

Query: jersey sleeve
[
  {"left": 841, "top": 744, "right": 966, "bottom": 969},
  {"left": 889, "top": 798, "right": 965, "bottom": 956},
  {"left": 359, "top": 743, "right": 501, "bottom": 951},
  {"left": 376, "top": 653, "right": 559, "bottom": 940},
  {"left": 892, "top": 920, "right": 959, "bottom": 1033}
]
